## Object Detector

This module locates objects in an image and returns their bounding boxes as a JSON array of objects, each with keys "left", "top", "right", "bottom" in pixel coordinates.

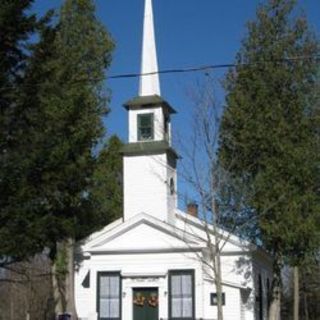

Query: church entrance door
[{"left": 133, "top": 288, "right": 158, "bottom": 320}]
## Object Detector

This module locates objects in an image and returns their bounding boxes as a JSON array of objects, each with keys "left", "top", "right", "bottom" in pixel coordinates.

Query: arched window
[{"left": 169, "top": 178, "right": 175, "bottom": 195}]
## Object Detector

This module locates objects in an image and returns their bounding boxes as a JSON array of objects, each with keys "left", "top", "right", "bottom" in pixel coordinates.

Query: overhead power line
[
  {"left": 0, "top": 55, "right": 319, "bottom": 91},
  {"left": 109, "top": 55, "right": 320, "bottom": 80}
]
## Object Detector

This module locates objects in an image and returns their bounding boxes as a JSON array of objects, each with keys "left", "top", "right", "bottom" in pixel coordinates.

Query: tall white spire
[{"left": 139, "top": 0, "right": 161, "bottom": 96}]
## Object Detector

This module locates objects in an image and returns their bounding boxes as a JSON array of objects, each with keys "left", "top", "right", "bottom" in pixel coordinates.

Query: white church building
[{"left": 75, "top": 1, "right": 273, "bottom": 320}]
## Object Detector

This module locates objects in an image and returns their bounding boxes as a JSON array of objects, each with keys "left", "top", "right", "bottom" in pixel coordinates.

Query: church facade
[{"left": 74, "top": 1, "right": 273, "bottom": 320}]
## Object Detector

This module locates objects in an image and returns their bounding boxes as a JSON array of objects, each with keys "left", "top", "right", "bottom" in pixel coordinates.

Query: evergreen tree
[
  {"left": 218, "top": 0, "right": 320, "bottom": 318},
  {"left": 0, "top": 0, "right": 36, "bottom": 103},
  {"left": 0, "top": 0, "right": 114, "bottom": 253},
  {"left": 0, "top": 0, "right": 39, "bottom": 263},
  {"left": 88, "top": 135, "right": 123, "bottom": 227},
  {"left": 16, "top": 0, "right": 114, "bottom": 315},
  {"left": 1, "top": 0, "right": 115, "bottom": 313},
  {"left": 26, "top": 0, "right": 114, "bottom": 247},
  {"left": 35, "top": 0, "right": 113, "bottom": 314}
]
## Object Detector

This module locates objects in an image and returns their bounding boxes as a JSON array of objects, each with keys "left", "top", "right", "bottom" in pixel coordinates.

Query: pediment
[{"left": 83, "top": 213, "right": 202, "bottom": 253}]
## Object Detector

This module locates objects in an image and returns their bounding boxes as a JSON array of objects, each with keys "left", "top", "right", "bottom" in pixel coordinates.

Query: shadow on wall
[{"left": 235, "top": 255, "right": 255, "bottom": 311}]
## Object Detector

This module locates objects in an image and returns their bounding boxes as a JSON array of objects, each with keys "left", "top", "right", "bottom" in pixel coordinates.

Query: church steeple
[
  {"left": 139, "top": 0, "right": 160, "bottom": 96},
  {"left": 122, "top": 0, "right": 178, "bottom": 224}
]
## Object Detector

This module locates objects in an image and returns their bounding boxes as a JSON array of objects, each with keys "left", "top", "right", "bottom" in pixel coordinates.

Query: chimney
[{"left": 187, "top": 203, "right": 198, "bottom": 217}]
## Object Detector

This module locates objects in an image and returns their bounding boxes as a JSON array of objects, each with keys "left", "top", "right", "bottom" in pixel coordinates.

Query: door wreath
[
  {"left": 133, "top": 293, "right": 146, "bottom": 306},
  {"left": 148, "top": 293, "right": 158, "bottom": 307}
]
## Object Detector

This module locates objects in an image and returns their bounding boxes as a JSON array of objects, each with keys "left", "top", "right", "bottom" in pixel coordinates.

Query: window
[
  {"left": 97, "top": 272, "right": 121, "bottom": 320},
  {"left": 255, "top": 274, "right": 263, "bottom": 320},
  {"left": 210, "top": 292, "right": 226, "bottom": 306},
  {"left": 164, "top": 114, "right": 170, "bottom": 141},
  {"left": 267, "top": 278, "right": 270, "bottom": 318},
  {"left": 169, "top": 178, "right": 175, "bottom": 195},
  {"left": 169, "top": 270, "right": 194, "bottom": 320},
  {"left": 138, "top": 113, "right": 154, "bottom": 141}
]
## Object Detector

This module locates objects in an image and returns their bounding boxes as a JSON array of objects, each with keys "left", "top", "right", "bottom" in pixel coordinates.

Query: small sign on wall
[{"left": 210, "top": 293, "right": 226, "bottom": 306}]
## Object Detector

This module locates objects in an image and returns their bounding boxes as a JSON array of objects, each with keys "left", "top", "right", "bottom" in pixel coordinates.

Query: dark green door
[{"left": 133, "top": 288, "right": 158, "bottom": 320}]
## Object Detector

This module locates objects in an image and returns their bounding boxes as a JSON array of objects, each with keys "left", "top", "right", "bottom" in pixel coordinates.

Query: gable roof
[
  {"left": 175, "top": 209, "right": 251, "bottom": 249},
  {"left": 82, "top": 212, "right": 203, "bottom": 254},
  {"left": 175, "top": 209, "right": 272, "bottom": 262},
  {"left": 80, "top": 210, "right": 271, "bottom": 264}
]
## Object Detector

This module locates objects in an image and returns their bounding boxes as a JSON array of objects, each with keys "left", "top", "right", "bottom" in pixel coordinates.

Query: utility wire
[
  {"left": 109, "top": 55, "right": 320, "bottom": 79},
  {"left": 0, "top": 55, "right": 319, "bottom": 91}
]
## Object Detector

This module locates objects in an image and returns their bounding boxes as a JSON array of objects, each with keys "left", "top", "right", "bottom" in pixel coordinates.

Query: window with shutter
[
  {"left": 169, "top": 270, "right": 195, "bottom": 320},
  {"left": 97, "top": 272, "right": 121, "bottom": 320}
]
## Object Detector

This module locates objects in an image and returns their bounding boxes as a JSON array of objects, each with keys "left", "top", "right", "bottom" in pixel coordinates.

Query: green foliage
[
  {"left": 218, "top": 0, "right": 320, "bottom": 265},
  {"left": 0, "top": 0, "right": 36, "bottom": 87},
  {"left": 0, "top": 0, "right": 115, "bottom": 261},
  {"left": 0, "top": 0, "right": 39, "bottom": 260},
  {"left": 87, "top": 135, "right": 123, "bottom": 229},
  {"left": 0, "top": 0, "right": 37, "bottom": 176}
]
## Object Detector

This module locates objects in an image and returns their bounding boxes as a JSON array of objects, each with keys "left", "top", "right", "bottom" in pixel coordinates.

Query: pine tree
[
  {"left": 24, "top": 0, "right": 114, "bottom": 247},
  {"left": 218, "top": 0, "right": 320, "bottom": 318},
  {"left": 23, "top": 0, "right": 114, "bottom": 314},
  {"left": 89, "top": 135, "right": 123, "bottom": 226},
  {"left": 0, "top": 0, "right": 39, "bottom": 263},
  {"left": 1, "top": 0, "right": 115, "bottom": 315},
  {"left": 0, "top": 0, "right": 36, "bottom": 98},
  {"left": 0, "top": 0, "right": 36, "bottom": 162}
]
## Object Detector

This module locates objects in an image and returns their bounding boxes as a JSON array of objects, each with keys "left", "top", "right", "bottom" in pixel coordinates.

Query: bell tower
[{"left": 122, "top": 0, "right": 178, "bottom": 223}]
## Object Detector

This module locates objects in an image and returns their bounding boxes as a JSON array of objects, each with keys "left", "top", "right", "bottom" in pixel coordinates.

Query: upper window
[
  {"left": 164, "top": 114, "right": 170, "bottom": 141},
  {"left": 97, "top": 272, "right": 121, "bottom": 320},
  {"left": 169, "top": 270, "right": 194, "bottom": 320},
  {"left": 169, "top": 178, "right": 175, "bottom": 195},
  {"left": 138, "top": 113, "right": 154, "bottom": 141},
  {"left": 210, "top": 292, "right": 226, "bottom": 306}
]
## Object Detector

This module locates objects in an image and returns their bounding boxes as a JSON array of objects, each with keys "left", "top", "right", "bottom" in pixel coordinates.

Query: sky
[
  {"left": 31, "top": 0, "right": 320, "bottom": 204},
  {"left": 32, "top": 0, "right": 320, "bottom": 140}
]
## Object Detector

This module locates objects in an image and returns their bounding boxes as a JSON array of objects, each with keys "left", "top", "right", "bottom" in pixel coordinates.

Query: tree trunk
[
  {"left": 66, "top": 238, "right": 77, "bottom": 319},
  {"left": 215, "top": 248, "right": 224, "bottom": 320},
  {"left": 293, "top": 266, "right": 299, "bottom": 320},
  {"left": 268, "top": 254, "right": 282, "bottom": 320},
  {"left": 10, "top": 283, "right": 14, "bottom": 320},
  {"left": 303, "top": 290, "right": 309, "bottom": 320},
  {"left": 52, "top": 245, "right": 66, "bottom": 316},
  {"left": 206, "top": 221, "right": 224, "bottom": 320},
  {"left": 51, "top": 238, "right": 78, "bottom": 319},
  {"left": 301, "top": 269, "right": 310, "bottom": 320},
  {"left": 211, "top": 223, "right": 223, "bottom": 320}
]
